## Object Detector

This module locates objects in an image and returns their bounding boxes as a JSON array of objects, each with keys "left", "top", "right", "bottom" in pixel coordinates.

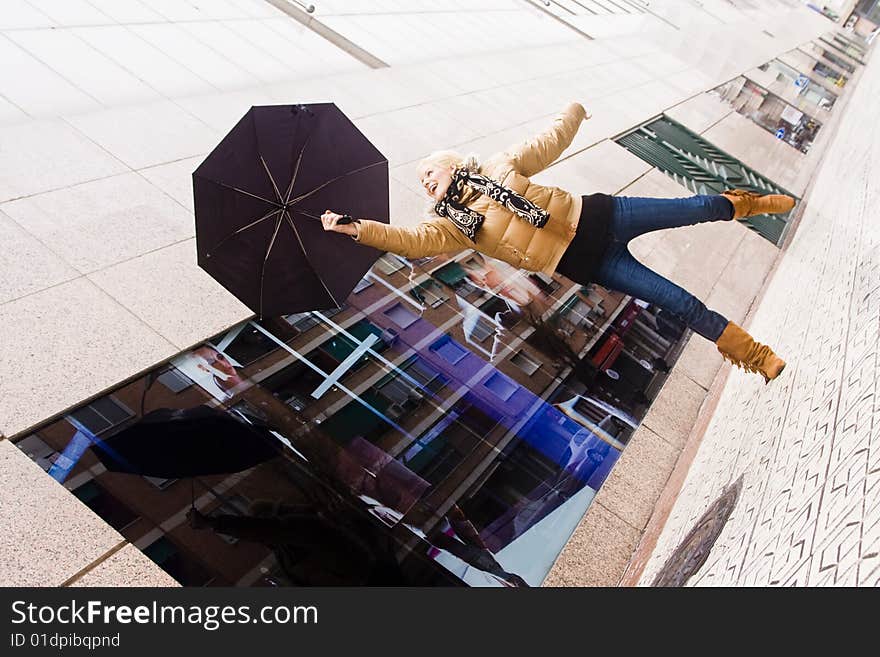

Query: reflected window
[
  {"left": 430, "top": 335, "right": 468, "bottom": 365},
  {"left": 16, "top": 434, "right": 59, "bottom": 472},
  {"left": 352, "top": 277, "right": 373, "bottom": 294},
  {"left": 283, "top": 312, "right": 319, "bottom": 333},
  {"left": 529, "top": 272, "right": 560, "bottom": 295},
  {"left": 376, "top": 374, "right": 419, "bottom": 406},
  {"left": 431, "top": 262, "right": 467, "bottom": 286},
  {"left": 484, "top": 372, "right": 518, "bottom": 401},
  {"left": 469, "top": 314, "right": 497, "bottom": 342},
  {"left": 316, "top": 319, "right": 386, "bottom": 373},
  {"left": 157, "top": 366, "right": 193, "bottom": 393},
  {"left": 319, "top": 391, "right": 394, "bottom": 445},
  {"left": 374, "top": 255, "right": 406, "bottom": 276},
  {"left": 70, "top": 396, "right": 133, "bottom": 436},
  {"left": 72, "top": 480, "right": 138, "bottom": 530},
  {"left": 143, "top": 476, "right": 177, "bottom": 490},
  {"left": 262, "top": 362, "right": 324, "bottom": 411},
  {"left": 383, "top": 302, "right": 419, "bottom": 329},
  {"left": 410, "top": 279, "right": 449, "bottom": 307},
  {"left": 511, "top": 349, "right": 541, "bottom": 376},
  {"left": 224, "top": 323, "right": 282, "bottom": 365},
  {"left": 143, "top": 537, "right": 214, "bottom": 586},
  {"left": 558, "top": 296, "right": 593, "bottom": 326},
  {"left": 403, "top": 355, "right": 448, "bottom": 393}
]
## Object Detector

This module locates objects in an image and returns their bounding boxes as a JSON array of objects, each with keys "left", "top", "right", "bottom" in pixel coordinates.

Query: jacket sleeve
[
  {"left": 354, "top": 218, "right": 469, "bottom": 259},
  {"left": 508, "top": 102, "right": 587, "bottom": 177}
]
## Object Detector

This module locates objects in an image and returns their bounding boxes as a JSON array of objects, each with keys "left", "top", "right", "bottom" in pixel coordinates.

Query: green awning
[
  {"left": 348, "top": 320, "right": 383, "bottom": 341},
  {"left": 432, "top": 262, "right": 467, "bottom": 286},
  {"left": 321, "top": 335, "right": 357, "bottom": 362},
  {"left": 319, "top": 391, "right": 391, "bottom": 444},
  {"left": 319, "top": 320, "right": 383, "bottom": 362}
]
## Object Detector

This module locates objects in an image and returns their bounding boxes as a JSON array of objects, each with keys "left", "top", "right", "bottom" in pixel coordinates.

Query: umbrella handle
[{"left": 338, "top": 214, "right": 356, "bottom": 225}]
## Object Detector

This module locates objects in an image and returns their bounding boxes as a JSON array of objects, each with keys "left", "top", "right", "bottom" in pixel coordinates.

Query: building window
[
  {"left": 511, "top": 349, "right": 541, "bottom": 376},
  {"left": 404, "top": 356, "right": 448, "bottom": 392},
  {"left": 484, "top": 372, "right": 518, "bottom": 401},
  {"left": 69, "top": 396, "right": 134, "bottom": 436},
  {"left": 374, "top": 254, "right": 406, "bottom": 276},
  {"left": 143, "top": 536, "right": 214, "bottom": 586},
  {"left": 283, "top": 312, "right": 319, "bottom": 332},
  {"left": 157, "top": 367, "right": 193, "bottom": 393},
  {"left": 72, "top": 480, "right": 139, "bottom": 530},
  {"left": 143, "top": 476, "right": 177, "bottom": 490},
  {"left": 16, "top": 434, "right": 59, "bottom": 472},
  {"left": 430, "top": 335, "right": 469, "bottom": 365},
  {"left": 383, "top": 302, "right": 420, "bottom": 329},
  {"left": 557, "top": 296, "right": 593, "bottom": 327},
  {"left": 223, "top": 322, "right": 281, "bottom": 365},
  {"left": 210, "top": 494, "right": 254, "bottom": 545},
  {"left": 469, "top": 314, "right": 496, "bottom": 342},
  {"left": 411, "top": 279, "right": 449, "bottom": 308},
  {"left": 529, "top": 272, "right": 560, "bottom": 295},
  {"left": 352, "top": 277, "right": 373, "bottom": 294},
  {"left": 282, "top": 308, "right": 341, "bottom": 335}
]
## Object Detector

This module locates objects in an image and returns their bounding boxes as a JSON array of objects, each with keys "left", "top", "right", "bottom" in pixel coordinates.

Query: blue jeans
[{"left": 593, "top": 195, "right": 733, "bottom": 342}]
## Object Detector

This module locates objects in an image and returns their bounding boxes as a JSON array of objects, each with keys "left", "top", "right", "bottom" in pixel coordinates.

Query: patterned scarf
[{"left": 434, "top": 168, "right": 550, "bottom": 242}]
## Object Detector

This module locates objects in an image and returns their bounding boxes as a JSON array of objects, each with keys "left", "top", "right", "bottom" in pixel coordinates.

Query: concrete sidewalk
[{"left": 634, "top": 43, "right": 880, "bottom": 586}]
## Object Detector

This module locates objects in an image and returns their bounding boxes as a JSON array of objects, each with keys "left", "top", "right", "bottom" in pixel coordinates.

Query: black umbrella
[
  {"left": 92, "top": 406, "right": 281, "bottom": 478},
  {"left": 193, "top": 103, "right": 389, "bottom": 317}
]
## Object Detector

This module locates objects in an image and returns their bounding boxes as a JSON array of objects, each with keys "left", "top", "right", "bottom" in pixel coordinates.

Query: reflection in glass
[{"left": 13, "top": 245, "right": 689, "bottom": 586}]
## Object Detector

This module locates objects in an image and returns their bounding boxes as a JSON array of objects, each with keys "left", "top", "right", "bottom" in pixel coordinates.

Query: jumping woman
[{"left": 321, "top": 103, "right": 791, "bottom": 382}]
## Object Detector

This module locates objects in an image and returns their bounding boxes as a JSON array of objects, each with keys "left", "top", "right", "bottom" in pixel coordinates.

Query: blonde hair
[
  {"left": 416, "top": 150, "right": 480, "bottom": 176},
  {"left": 417, "top": 150, "right": 481, "bottom": 215}
]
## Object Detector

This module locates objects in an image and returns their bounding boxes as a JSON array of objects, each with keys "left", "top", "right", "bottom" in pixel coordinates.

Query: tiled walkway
[{"left": 639, "top": 45, "right": 880, "bottom": 587}]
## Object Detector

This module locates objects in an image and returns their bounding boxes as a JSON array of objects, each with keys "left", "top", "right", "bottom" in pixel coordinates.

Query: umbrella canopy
[
  {"left": 92, "top": 406, "right": 281, "bottom": 478},
  {"left": 193, "top": 103, "right": 389, "bottom": 317}
]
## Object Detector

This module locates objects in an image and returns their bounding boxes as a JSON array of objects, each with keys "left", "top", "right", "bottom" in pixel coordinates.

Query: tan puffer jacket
[{"left": 354, "top": 102, "right": 587, "bottom": 276}]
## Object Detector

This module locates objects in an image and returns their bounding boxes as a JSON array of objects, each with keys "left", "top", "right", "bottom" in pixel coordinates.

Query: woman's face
[{"left": 418, "top": 163, "right": 453, "bottom": 201}]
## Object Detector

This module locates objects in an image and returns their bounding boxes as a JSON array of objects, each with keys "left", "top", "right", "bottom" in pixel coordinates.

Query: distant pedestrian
[{"left": 322, "top": 103, "right": 792, "bottom": 382}]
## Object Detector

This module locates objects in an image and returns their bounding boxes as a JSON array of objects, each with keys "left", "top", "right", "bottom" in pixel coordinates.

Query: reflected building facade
[{"left": 15, "top": 246, "right": 688, "bottom": 587}]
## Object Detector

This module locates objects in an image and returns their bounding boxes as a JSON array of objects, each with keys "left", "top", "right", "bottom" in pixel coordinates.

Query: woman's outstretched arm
[
  {"left": 508, "top": 102, "right": 589, "bottom": 177},
  {"left": 321, "top": 211, "right": 468, "bottom": 259}
]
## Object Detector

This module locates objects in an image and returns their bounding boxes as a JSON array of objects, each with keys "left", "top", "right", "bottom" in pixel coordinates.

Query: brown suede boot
[
  {"left": 715, "top": 321, "right": 786, "bottom": 383},
  {"left": 722, "top": 189, "right": 795, "bottom": 220}
]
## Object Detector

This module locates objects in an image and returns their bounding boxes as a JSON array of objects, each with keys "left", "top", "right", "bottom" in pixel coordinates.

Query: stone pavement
[{"left": 636, "top": 44, "right": 880, "bottom": 587}]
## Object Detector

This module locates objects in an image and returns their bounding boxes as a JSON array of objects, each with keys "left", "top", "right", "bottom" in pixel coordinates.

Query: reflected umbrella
[{"left": 91, "top": 405, "right": 281, "bottom": 478}]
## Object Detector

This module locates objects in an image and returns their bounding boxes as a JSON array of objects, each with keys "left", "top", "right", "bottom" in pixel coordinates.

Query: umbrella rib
[
  {"left": 283, "top": 210, "right": 341, "bottom": 308},
  {"left": 289, "top": 160, "right": 386, "bottom": 205},
  {"left": 283, "top": 132, "right": 312, "bottom": 205},
  {"left": 208, "top": 207, "right": 281, "bottom": 257},
  {"left": 259, "top": 155, "right": 284, "bottom": 205},
  {"left": 198, "top": 177, "right": 278, "bottom": 206},
  {"left": 259, "top": 212, "right": 285, "bottom": 318}
]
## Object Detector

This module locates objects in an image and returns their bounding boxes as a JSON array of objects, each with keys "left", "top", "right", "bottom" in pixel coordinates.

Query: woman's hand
[{"left": 321, "top": 210, "right": 359, "bottom": 237}]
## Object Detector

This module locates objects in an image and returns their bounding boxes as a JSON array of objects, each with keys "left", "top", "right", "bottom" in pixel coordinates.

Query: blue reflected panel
[{"left": 47, "top": 430, "right": 94, "bottom": 483}]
